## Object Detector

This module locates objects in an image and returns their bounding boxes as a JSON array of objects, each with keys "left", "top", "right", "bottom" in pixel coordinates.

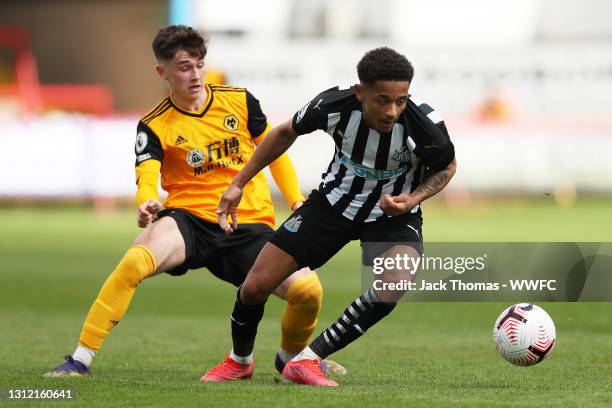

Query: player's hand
[
  {"left": 215, "top": 184, "right": 243, "bottom": 235},
  {"left": 291, "top": 201, "right": 304, "bottom": 211},
  {"left": 137, "top": 199, "right": 162, "bottom": 228},
  {"left": 379, "top": 194, "right": 419, "bottom": 217}
]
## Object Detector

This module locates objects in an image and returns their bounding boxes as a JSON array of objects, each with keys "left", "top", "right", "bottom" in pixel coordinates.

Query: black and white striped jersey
[{"left": 291, "top": 86, "right": 455, "bottom": 223}]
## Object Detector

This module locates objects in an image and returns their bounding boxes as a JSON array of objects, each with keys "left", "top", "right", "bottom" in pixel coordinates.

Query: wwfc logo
[{"left": 224, "top": 114, "right": 239, "bottom": 131}]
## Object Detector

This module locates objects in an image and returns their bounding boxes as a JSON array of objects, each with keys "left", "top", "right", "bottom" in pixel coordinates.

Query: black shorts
[
  {"left": 157, "top": 208, "right": 274, "bottom": 287},
  {"left": 269, "top": 190, "right": 423, "bottom": 270}
]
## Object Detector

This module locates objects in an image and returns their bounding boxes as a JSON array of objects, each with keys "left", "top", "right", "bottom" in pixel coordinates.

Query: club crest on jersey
[
  {"left": 284, "top": 214, "right": 302, "bottom": 232},
  {"left": 224, "top": 114, "right": 239, "bottom": 131},
  {"left": 295, "top": 102, "right": 310, "bottom": 124},
  {"left": 135, "top": 131, "right": 148, "bottom": 153},
  {"left": 391, "top": 146, "right": 411, "bottom": 162},
  {"left": 186, "top": 149, "right": 205, "bottom": 167}
]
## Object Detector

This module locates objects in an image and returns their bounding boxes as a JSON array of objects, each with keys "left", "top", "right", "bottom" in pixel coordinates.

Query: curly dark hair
[
  {"left": 357, "top": 47, "right": 414, "bottom": 84},
  {"left": 152, "top": 25, "right": 207, "bottom": 62}
]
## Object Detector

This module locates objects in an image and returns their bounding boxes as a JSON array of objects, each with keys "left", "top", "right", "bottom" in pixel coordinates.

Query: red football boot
[
  {"left": 281, "top": 358, "right": 339, "bottom": 387},
  {"left": 201, "top": 356, "right": 254, "bottom": 382}
]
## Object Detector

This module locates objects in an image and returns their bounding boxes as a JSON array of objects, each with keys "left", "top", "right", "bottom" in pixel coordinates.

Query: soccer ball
[{"left": 492, "top": 303, "right": 556, "bottom": 366}]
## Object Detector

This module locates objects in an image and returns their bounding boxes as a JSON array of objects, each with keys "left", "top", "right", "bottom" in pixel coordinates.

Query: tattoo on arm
[{"left": 413, "top": 165, "right": 455, "bottom": 200}]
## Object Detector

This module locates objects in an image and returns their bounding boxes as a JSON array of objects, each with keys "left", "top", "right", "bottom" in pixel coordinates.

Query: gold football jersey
[{"left": 135, "top": 84, "right": 279, "bottom": 227}]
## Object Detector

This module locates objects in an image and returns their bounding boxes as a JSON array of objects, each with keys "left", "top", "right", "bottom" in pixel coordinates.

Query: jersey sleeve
[
  {"left": 417, "top": 122, "right": 455, "bottom": 171},
  {"left": 246, "top": 90, "right": 269, "bottom": 138},
  {"left": 407, "top": 99, "right": 455, "bottom": 171},
  {"left": 134, "top": 159, "right": 160, "bottom": 206},
  {"left": 291, "top": 89, "right": 334, "bottom": 136},
  {"left": 253, "top": 131, "right": 305, "bottom": 208},
  {"left": 134, "top": 121, "right": 163, "bottom": 167}
]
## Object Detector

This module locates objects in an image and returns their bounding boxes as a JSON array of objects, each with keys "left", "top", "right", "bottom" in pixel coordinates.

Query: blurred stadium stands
[
  {"left": 0, "top": 0, "right": 611, "bottom": 203},
  {"left": 0, "top": 26, "right": 114, "bottom": 115}
]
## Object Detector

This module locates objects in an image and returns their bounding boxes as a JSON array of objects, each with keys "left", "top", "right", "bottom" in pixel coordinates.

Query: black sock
[
  {"left": 309, "top": 287, "right": 396, "bottom": 359},
  {"left": 230, "top": 286, "right": 266, "bottom": 357}
]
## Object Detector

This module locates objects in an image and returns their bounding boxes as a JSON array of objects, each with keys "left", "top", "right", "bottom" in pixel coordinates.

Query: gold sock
[
  {"left": 78, "top": 245, "right": 157, "bottom": 351},
  {"left": 280, "top": 273, "right": 323, "bottom": 354}
]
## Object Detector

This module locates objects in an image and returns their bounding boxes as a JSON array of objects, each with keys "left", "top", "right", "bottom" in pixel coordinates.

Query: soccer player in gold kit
[{"left": 44, "top": 25, "right": 344, "bottom": 380}]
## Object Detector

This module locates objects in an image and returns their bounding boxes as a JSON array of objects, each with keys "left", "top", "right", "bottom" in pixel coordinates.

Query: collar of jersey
[{"left": 169, "top": 84, "right": 214, "bottom": 118}]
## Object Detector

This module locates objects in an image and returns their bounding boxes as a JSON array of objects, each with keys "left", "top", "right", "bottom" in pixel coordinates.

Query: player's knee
[
  {"left": 113, "top": 245, "right": 157, "bottom": 287},
  {"left": 132, "top": 221, "right": 184, "bottom": 272},
  {"left": 240, "top": 280, "right": 272, "bottom": 305},
  {"left": 285, "top": 273, "right": 323, "bottom": 312}
]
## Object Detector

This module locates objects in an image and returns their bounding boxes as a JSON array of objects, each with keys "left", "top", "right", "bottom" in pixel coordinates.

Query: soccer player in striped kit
[
  {"left": 210, "top": 47, "right": 456, "bottom": 386},
  {"left": 44, "top": 25, "right": 344, "bottom": 380}
]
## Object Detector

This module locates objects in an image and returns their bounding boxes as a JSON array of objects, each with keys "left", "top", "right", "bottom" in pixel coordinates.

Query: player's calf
[
  {"left": 375, "top": 244, "right": 420, "bottom": 303},
  {"left": 309, "top": 287, "right": 396, "bottom": 360}
]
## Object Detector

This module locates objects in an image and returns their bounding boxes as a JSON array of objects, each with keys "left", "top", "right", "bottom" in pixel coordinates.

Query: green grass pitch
[{"left": 1, "top": 198, "right": 611, "bottom": 407}]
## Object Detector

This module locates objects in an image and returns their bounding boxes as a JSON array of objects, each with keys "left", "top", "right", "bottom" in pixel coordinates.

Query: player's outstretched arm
[
  {"left": 380, "top": 158, "right": 457, "bottom": 217},
  {"left": 216, "top": 119, "right": 298, "bottom": 234}
]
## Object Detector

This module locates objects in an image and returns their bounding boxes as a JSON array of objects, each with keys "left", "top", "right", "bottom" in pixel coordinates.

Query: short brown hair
[{"left": 152, "top": 25, "right": 207, "bottom": 62}]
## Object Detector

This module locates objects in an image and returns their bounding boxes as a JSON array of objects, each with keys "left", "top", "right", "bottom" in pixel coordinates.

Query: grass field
[{"left": 1, "top": 198, "right": 612, "bottom": 407}]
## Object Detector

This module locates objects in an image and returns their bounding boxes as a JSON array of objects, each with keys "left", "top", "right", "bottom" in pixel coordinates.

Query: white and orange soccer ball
[{"left": 493, "top": 303, "right": 556, "bottom": 366}]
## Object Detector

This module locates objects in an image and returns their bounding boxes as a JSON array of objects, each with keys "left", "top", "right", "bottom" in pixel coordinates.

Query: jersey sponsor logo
[
  {"left": 136, "top": 153, "right": 152, "bottom": 163},
  {"left": 186, "top": 149, "right": 206, "bottom": 168},
  {"left": 223, "top": 114, "right": 239, "bottom": 131},
  {"left": 135, "top": 131, "right": 148, "bottom": 153},
  {"left": 190, "top": 137, "right": 243, "bottom": 176},
  {"left": 295, "top": 102, "right": 311, "bottom": 124},
  {"left": 175, "top": 135, "right": 188, "bottom": 145},
  {"left": 391, "top": 146, "right": 411, "bottom": 162},
  {"left": 339, "top": 155, "right": 408, "bottom": 180},
  {"left": 283, "top": 214, "right": 302, "bottom": 232},
  {"left": 193, "top": 156, "right": 244, "bottom": 176}
]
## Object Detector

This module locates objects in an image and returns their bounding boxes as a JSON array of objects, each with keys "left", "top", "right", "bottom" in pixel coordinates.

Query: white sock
[
  {"left": 292, "top": 346, "right": 322, "bottom": 362},
  {"left": 72, "top": 345, "right": 95, "bottom": 367},
  {"left": 230, "top": 349, "right": 253, "bottom": 365},
  {"left": 277, "top": 348, "right": 296, "bottom": 364}
]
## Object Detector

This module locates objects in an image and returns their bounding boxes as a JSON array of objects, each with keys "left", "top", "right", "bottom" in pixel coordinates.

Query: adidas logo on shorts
[{"left": 284, "top": 215, "right": 302, "bottom": 232}]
